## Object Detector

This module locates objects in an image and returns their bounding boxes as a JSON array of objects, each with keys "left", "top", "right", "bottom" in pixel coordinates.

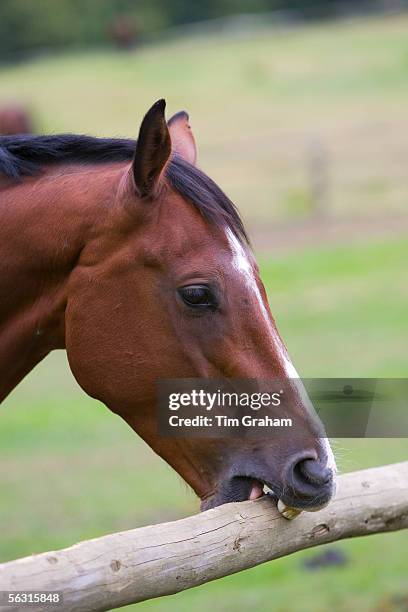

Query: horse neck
[{"left": 0, "top": 164, "right": 121, "bottom": 402}]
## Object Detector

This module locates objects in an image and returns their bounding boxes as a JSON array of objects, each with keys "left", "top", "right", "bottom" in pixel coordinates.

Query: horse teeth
[{"left": 277, "top": 499, "right": 303, "bottom": 520}]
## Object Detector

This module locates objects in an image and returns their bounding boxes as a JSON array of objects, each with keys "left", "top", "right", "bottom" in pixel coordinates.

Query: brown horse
[
  {"left": 0, "top": 100, "right": 336, "bottom": 512},
  {"left": 0, "top": 104, "right": 33, "bottom": 135}
]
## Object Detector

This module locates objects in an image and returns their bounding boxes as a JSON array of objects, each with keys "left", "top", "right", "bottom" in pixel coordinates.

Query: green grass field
[
  {"left": 1, "top": 12, "right": 407, "bottom": 612},
  {"left": 1, "top": 13, "right": 408, "bottom": 226}
]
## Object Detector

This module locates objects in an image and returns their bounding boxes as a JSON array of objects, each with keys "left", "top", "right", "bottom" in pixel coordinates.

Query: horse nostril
[
  {"left": 296, "top": 458, "right": 333, "bottom": 486},
  {"left": 281, "top": 455, "right": 334, "bottom": 509}
]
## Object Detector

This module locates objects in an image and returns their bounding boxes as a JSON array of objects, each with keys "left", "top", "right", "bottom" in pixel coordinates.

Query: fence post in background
[{"left": 305, "top": 136, "right": 330, "bottom": 219}]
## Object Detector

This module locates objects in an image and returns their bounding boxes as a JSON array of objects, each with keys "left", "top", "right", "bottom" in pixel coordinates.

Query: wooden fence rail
[{"left": 0, "top": 462, "right": 407, "bottom": 612}]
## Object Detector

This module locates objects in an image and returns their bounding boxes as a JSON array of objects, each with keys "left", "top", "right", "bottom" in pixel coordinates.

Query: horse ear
[
  {"left": 133, "top": 99, "right": 171, "bottom": 197},
  {"left": 168, "top": 111, "right": 197, "bottom": 165}
]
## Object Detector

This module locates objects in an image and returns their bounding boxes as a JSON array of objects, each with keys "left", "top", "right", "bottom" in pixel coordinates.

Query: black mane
[{"left": 0, "top": 134, "right": 248, "bottom": 243}]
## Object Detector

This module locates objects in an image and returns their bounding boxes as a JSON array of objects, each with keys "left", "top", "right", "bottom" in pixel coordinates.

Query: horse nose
[
  {"left": 283, "top": 456, "right": 334, "bottom": 508},
  {"left": 296, "top": 458, "right": 333, "bottom": 486}
]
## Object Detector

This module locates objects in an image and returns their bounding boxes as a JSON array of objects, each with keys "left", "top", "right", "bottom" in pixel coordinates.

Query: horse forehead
[
  {"left": 225, "top": 228, "right": 256, "bottom": 279},
  {"left": 225, "top": 227, "right": 274, "bottom": 325}
]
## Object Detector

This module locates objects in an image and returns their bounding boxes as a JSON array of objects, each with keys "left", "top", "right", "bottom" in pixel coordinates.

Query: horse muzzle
[{"left": 200, "top": 453, "right": 336, "bottom": 514}]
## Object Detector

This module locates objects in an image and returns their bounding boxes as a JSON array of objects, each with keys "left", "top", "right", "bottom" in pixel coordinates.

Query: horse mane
[{"left": 0, "top": 134, "right": 248, "bottom": 244}]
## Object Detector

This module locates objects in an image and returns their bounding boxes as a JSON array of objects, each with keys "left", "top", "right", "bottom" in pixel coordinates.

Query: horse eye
[{"left": 178, "top": 285, "right": 217, "bottom": 309}]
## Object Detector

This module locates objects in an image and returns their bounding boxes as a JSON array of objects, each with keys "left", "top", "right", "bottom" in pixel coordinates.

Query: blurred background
[{"left": 1, "top": 1, "right": 407, "bottom": 611}]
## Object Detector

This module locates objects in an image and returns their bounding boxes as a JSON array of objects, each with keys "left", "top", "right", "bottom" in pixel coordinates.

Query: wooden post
[
  {"left": 306, "top": 136, "right": 330, "bottom": 218},
  {"left": 0, "top": 462, "right": 407, "bottom": 612}
]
